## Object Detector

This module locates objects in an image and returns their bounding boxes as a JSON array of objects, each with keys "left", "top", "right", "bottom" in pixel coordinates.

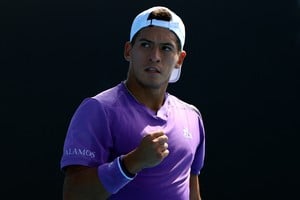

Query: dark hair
[
  {"left": 147, "top": 8, "right": 172, "bottom": 21},
  {"left": 131, "top": 8, "right": 182, "bottom": 51}
]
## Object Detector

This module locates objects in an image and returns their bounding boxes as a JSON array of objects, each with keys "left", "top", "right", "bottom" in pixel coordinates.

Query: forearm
[
  {"left": 190, "top": 174, "right": 202, "bottom": 200},
  {"left": 63, "top": 155, "right": 138, "bottom": 200},
  {"left": 63, "top": 167, "right": 110, "bottom": 200}
]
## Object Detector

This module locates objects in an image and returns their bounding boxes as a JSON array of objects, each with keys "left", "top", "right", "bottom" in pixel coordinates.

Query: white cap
[{"left": 129, "top": 6, "right": 185, "bottom": 83}]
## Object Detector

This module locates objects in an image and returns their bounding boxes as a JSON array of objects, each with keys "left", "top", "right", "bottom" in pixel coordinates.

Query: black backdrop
[{"left": 1, "top": 0, "right": 299, "bottom": 199}]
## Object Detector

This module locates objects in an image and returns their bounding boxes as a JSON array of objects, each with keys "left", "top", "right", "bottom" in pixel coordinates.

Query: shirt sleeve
[
  {"left": 60, "top": 97, "right": 113, "bottom": 170},
  {"left": 190, "top": 111, "right": 206, "bottom": 175}
]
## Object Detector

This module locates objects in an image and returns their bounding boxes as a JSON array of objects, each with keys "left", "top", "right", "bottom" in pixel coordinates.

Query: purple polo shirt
[{"left": 60, "top": 81, "right": 205, "bottom": 200}]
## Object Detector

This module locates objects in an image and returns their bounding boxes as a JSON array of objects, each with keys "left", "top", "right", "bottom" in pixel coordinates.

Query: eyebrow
[{"left": 138, "top": 38, "right": 175, "bottom": 47}]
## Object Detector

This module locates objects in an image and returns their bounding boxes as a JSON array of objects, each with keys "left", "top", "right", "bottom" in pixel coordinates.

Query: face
[{"left": 124, "top": 26, "right": 186, "bottom": 89}]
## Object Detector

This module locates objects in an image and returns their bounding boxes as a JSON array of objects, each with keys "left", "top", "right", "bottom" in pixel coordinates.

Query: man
[{"left": 61, "top": 6, "right": 205, "bottom": 200}]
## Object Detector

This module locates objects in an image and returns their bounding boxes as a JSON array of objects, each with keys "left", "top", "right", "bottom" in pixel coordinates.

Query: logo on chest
[{"left": 183, "top": 127, "right": 192, "bottom": 139}]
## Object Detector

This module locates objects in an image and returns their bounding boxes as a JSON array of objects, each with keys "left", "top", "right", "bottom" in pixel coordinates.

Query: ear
[
  {"left": 175, "top": 50, "right": 187, "bottom": 68},
  {"left": 124, "top": 41, "right": 132, "bottom": 61}
]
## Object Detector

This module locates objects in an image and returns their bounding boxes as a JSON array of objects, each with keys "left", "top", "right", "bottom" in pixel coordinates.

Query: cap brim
[{"left": 169, "top": 67, "right": 181, "bottom": 83}]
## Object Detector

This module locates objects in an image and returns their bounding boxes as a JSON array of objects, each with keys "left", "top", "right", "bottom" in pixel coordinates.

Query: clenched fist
[{"left": 122, "top": 131, "right": 169, "bottom": 174}]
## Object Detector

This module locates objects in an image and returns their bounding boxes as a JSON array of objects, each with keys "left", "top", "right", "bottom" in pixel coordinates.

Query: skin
[
  {"left": 124, "top": 26, "right": 186, "bottom": 111},
  {"left": 63, "top": 26, "right": 202, "bottom": 200}
]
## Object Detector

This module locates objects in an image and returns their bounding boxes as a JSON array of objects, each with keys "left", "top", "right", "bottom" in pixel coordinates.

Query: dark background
[{"left": 1, "top": 0, "right": 299, "bottom": 199}]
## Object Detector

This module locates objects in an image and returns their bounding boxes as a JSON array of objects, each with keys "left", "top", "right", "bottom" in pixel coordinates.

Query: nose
[{"left": 149, "top": 47, "right": 161, "bottom": 63}]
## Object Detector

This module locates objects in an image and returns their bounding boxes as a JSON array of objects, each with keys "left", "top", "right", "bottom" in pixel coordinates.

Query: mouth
[{"left": 145, "top": 66, "right": 160, "bottom": 74}]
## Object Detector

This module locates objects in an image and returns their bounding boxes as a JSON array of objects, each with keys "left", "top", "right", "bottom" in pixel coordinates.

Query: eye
[
  {"left": 161, "top": 45, "right": 174, "bottom": 52},
  {"left": 140, "top": 42, "right": 150, "bottom": 48}
]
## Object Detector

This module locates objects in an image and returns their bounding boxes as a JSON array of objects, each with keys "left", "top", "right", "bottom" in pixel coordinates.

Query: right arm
[
  {"left": 63, "top": 166, "right": 110, "bottom": 200},
  {"left": 63, "top": 131, "right": 169, "bottom": 200}
]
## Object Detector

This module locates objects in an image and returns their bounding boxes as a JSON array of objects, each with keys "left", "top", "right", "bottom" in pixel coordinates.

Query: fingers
[
  {"left": 160, "top": 143, "right": 169, "bottom": 157},
  {"left": 151, "top": 132, "right": 168, "bottom": 143},
  {"left": 161, "top": 148, "right": 169, "bottom": 157},
  {"left": 144, "top": 131, "right": 168, "bottom": 145},
  {"left": 152, "top": 133, "right": 169, "bottom": 157},
  {"left": 144, "top": 131, "right": 169, "bottom": 152},
  {"left": 150, "top": 131, "right": 165, "bottom": 139},
  {"left": 163, "top": 142, "right": 168, "bottom": 149},
  {"left": 152, "top": 136, "right": 168, "bottom": 144},
  {"left": 137, "top": 131, "right": 170, "bottom": 168}
]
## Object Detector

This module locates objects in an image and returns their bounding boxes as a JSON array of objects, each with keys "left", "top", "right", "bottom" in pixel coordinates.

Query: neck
[{"left": 124, "top": 80, "right": 166, "bottom": 112}]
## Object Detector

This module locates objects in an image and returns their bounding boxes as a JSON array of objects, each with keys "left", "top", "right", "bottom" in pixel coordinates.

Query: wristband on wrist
[
  {"left": 119, "top": 156, "right": 136, "bottom": 178},
  {"left": 97, "top": 156, "right": 136, "bottom": 194}
]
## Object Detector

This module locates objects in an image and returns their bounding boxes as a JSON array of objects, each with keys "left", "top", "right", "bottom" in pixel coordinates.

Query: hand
[
  {"left": 123, "top": 131, "right": 169, "bottom": 174},
  {"left": 137, "top": 131, "right": 169, "bottom": 168}
]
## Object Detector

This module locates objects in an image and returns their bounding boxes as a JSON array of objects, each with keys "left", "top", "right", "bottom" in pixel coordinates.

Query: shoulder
[
  {"left": 91, "top": 82, "right": 129, "bottom": 108},
  {"left": 74, "top": 83, "right": 128, "bottom": 116},
  {"left": 167, "top": 94, "right": 202, "bottom": 118}
]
